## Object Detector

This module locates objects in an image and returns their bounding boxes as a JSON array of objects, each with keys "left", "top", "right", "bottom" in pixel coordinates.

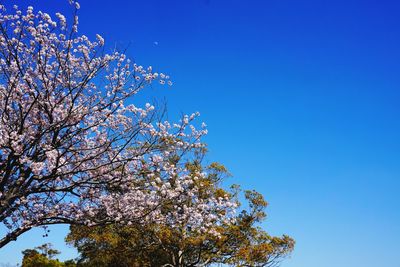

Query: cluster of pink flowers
[{"left": 0, "top": 2, "right": 236, "bottom": 247}]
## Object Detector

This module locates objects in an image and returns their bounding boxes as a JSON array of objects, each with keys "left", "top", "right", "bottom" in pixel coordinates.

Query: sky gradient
[{"left": 1, "top": 0, "right": 400, "bottom": 266}]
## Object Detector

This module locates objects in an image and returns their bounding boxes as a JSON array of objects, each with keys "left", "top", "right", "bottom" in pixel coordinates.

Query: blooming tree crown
[{"left": 0, "top": 2, "right": 236, "bottom": 247}]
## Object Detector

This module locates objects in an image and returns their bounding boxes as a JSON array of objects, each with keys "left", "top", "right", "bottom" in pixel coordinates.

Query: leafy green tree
[
  {"left": 66, "top": 163, "right": 295, "bottom": 267},
  {"left": 21, "top": 244, "right": 76, "bottom": 267}
]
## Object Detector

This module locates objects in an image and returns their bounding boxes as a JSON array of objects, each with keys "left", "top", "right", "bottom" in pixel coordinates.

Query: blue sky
[{"left": 1, "top": 0, "right": 400, "bottom": 266}]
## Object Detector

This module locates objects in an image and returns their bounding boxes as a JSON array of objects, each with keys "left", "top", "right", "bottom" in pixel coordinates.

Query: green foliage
[
  {"left": 66, "top": 224, "right": 170, "bottom": 267},
  {"left": 21, "top": 244, "right": 76, "bottom": 267}
]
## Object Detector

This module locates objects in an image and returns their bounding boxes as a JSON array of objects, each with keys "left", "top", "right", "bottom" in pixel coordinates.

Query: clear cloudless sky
[{"left": 1, "top": 0, "right": 400, "bottom": 266}]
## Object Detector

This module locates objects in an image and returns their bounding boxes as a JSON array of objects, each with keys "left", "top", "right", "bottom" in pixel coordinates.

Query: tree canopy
[
  {"left": 21, "top": 243, "right": 75, "bottom": 267},
  {"left": 65, "top": 163, "right": 295, "bottom": 267}
]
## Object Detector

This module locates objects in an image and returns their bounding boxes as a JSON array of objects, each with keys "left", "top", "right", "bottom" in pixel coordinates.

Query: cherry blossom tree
[{"left": 0, "top": 2, "right": 236, "bottom": 248}]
